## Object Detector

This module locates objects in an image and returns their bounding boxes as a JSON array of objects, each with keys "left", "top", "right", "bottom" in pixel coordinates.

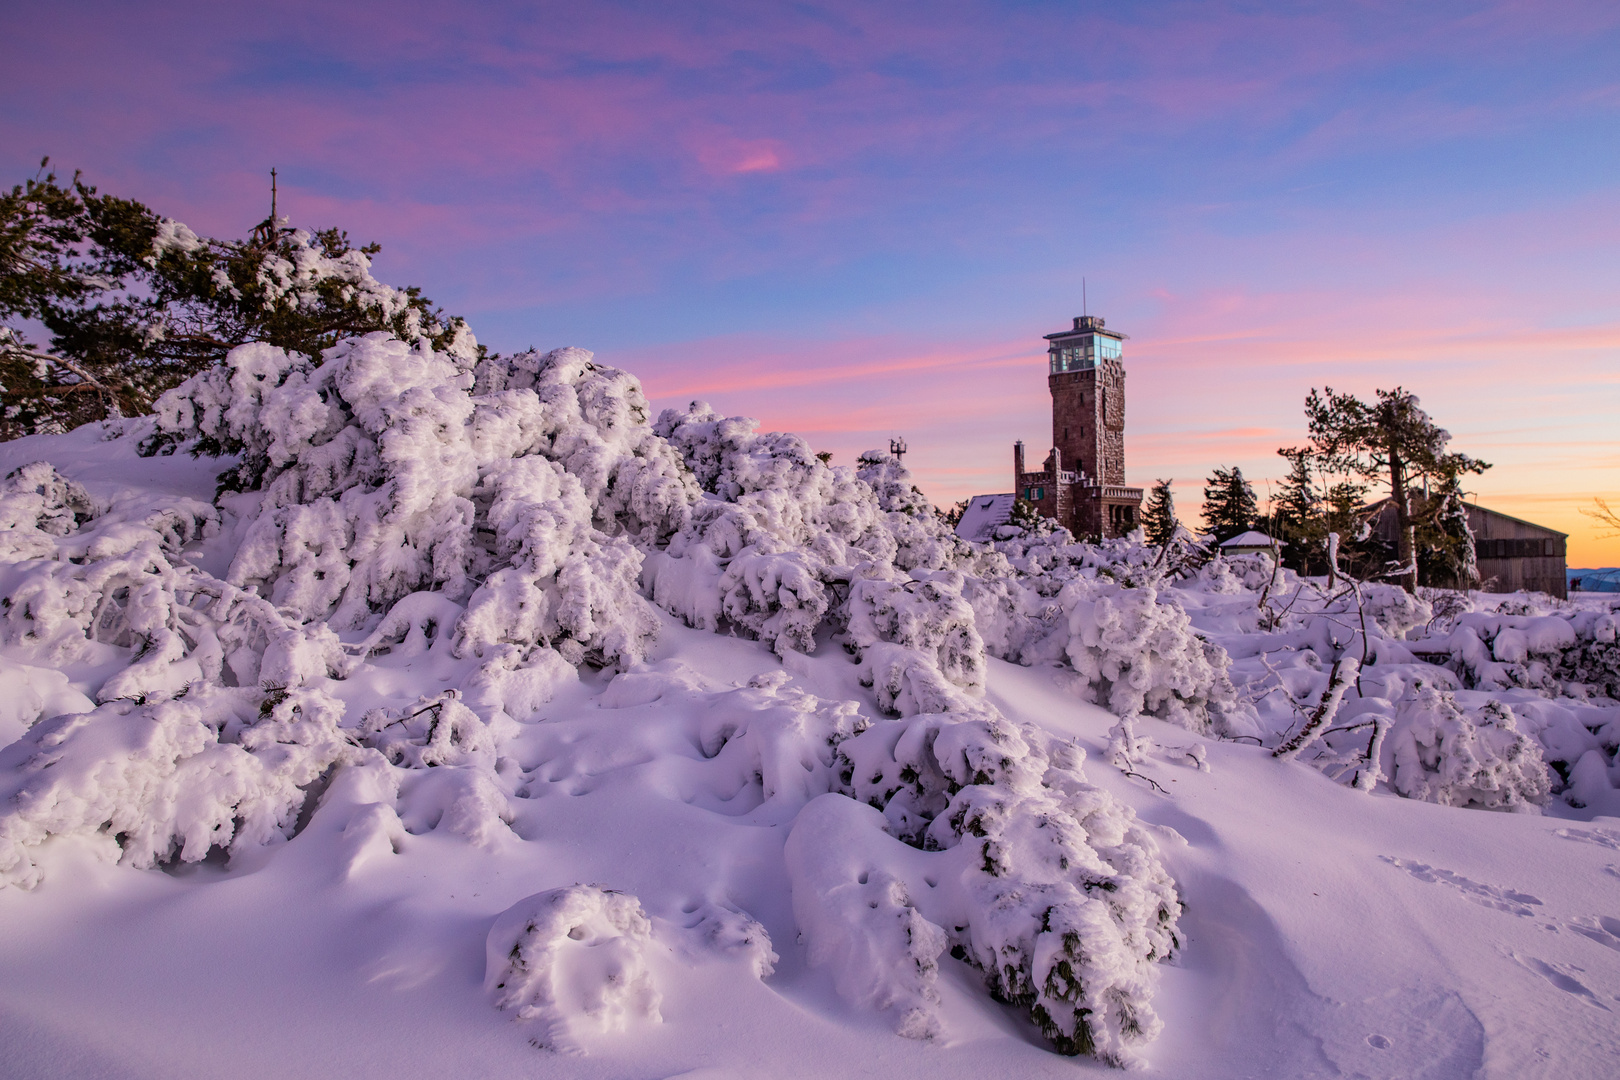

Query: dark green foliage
[
  {"left": 1200, "top": 466, "right": 1256, "bottom": 543},
  {"left": 2, "top": 160, "right": 471, "bottom": 440},
  {"left": 1141, "top": 478, "right": 1177, "bottom": 546},
  {"left": 1321, "top": 478, "right": 1374, "bottom": 575},
  {"left": 1268, "top": 449, "right": 1320, "bottom": 571},
  {"left": 1008, "top": 496, "right": 1049, "bottom": 534}
]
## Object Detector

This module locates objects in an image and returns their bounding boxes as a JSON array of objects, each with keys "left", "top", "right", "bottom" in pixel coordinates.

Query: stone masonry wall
[{"left": 1049, "top": 358, "right": 1126, "bottom": 486}]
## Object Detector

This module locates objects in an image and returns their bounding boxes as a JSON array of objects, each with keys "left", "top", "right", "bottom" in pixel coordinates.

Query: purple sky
[{"left": 7, "top": 0, "right": 1618, "bottom": 562}]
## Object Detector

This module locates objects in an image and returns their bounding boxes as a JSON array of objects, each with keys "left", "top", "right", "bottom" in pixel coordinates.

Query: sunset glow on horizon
[{"left": 7, "top": 0, "right": 1618, "bottom": 564}]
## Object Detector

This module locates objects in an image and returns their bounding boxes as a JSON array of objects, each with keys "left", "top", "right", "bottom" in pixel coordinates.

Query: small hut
[{"left": 1219, "top": 530, "right": 1276, "bottom": 557}]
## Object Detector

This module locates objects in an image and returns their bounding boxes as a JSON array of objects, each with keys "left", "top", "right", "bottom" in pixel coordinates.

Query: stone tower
[
  {"left": 1012, "top": 314, "right": 1143, "bottom": 538},
  {"left": 1046, "top": 314, "right": 1126, "bottom": 486}
]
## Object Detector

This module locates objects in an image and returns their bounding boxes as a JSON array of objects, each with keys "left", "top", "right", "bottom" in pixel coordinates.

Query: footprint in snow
[
  {"left": 1511, "top": 954, "right": 1613, "bottom": 1011},
  {"left": 1564, "top": 916, "right": 1620, "bottom": 953},
  {"left": 1555, "top": 826, "right": 1620, "bottom": 851},
  {"left": 1383, "top": 856, "right": 1620, "bottom": 959},
  {"left": 1379, "top": 857, "right": 1543, "bottom": 917}
]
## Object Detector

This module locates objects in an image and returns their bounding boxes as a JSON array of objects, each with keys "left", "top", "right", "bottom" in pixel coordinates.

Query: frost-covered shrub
[
  {"left": 471, "top": 346, "right": 697, "bottom": 543},
  {"left": 485, "top": 885, "right": 662, "bottom": 1049},
  {"left": 355, "top": 691, "right": 515, "bottom": 845},
  {"left": 1495, "top": 697, "right": 1619, "bottom": 812},
  {"left": 1436, "top": 611, "right": 1610, "bottom": 698},
  {"left": 0, "top": 462, "right": 340, "bottom": 704},
  {"left": 820, "top": 711, "right": 1180, "bottom": 1063},
  {"left": 687, "top": 902, "right": 779, "bottom": 979},
  {"left": 1386, "top": 685, "right": 1550, "bottom": 810},
  {"left": 1057, "top": 578, "right": 1238, "bottom": 731},
  {"left": 0, "top": 684, "right": 352, "bottom": 888},
  {"left": 644, "top": 403, "right": 934, "bottom": 655},
  {"left": 0, "top": 461, "right": 99, "bottom": 559},
  {"left": 845, "top": 569, "right": 986, "bottom": 700},
  {"left": 3, "top": 330, "right": 1215, "bottom": 1062},
  {"left": 149, "top": 335, "right": 686, "bottom": 667},
  {"left": 1358, "top": 582, "right": 1432, "bottom": 638}
]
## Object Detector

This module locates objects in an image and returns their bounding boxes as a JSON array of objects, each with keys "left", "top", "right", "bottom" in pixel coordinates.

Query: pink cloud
[{"left": 696, "top": 140, "right": 785, "bottom": 175}]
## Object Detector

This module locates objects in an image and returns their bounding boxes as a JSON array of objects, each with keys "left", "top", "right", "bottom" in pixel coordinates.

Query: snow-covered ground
[{"left": 0, "top": 337, "right": 1616, "bottom": 1078}]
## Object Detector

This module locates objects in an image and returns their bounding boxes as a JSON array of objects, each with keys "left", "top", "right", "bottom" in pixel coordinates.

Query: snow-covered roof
[
  {"left": 1219, "top": 530, "right": 1275, "bottom": 549},
  {"left": 955, "top": 493, "right": 1015, "bottom": 542}
]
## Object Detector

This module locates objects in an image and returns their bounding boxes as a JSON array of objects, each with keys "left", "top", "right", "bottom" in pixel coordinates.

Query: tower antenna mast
[{"left": 270, "top": 167, "right": 277, "bottom": 222}]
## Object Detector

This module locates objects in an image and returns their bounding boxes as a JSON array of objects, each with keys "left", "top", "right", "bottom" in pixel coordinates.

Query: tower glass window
[{"left": 1048, "top": 333, "right": 1123, "bottom": 373}]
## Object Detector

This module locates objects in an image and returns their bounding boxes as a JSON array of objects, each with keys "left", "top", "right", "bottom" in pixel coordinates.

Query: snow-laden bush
[
  {"left": 645, "top": 404, "right": 904, "bottom": 656},
  {"left": 1358, "top": 582, "right": 1432, "bottom": 638},
  {"left": 1435, "top": 609, "right": 1619, "bottom": 701},
  {"left": 486, "top": 885, "right": 662, "bottom": 1049},
  {"left": 686, "top": 902, "right": 779, "bottom": 979},
  {"left": 0, "top": 461, "right": 99, "bottom": 559},
  {"left": 0, "top": 684, "right": 352, "bottom": 888},
  {"left": 818, "top": 708, "right": 1180, "bottom": 1064},
  {"left": 647, "top": 402, "right": 1239, "bottom": 740},
  {"left": 1, "top": 332, "right": 1215, "bottom": 1064},
  {"left": 845, "top": 568, "right": 986, "bottom": 706},
  {"left": 1057, "top": 577, "right": 1238, "bottom": 731},
  {"left": 0, "top": 462, "right": 342, "bottom": 703},
  {"left": 149, "top": 335, "right": 689, "bottom": 668},
  {"left": 1386, "top": 685, "right": 1550, "bottom": 810},
  {"left": 961, "top": 541, "right": 1243, "bottom": 731},
  {"left": 355, "top": 691, "right": 515, "bottom": 845}
]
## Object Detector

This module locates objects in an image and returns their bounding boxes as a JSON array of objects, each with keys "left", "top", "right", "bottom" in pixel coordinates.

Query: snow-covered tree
[
  {"left": 1141, "top": 478, "right": 1177, "bottom": 547},
  {"left": 1300, "top": 387, "right": 1488, "bottom": 594},
  {"left": 1, "top": 162, "right": 472, "bottom": 439}
]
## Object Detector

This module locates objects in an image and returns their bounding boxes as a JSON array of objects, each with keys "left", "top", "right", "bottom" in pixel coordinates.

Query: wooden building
[
  {"left": 1368, "top": 499, "right": 1568, "bottom": 598},
  {"left": 1465, "top": 503, "right": 1568, "bottom": 598}
]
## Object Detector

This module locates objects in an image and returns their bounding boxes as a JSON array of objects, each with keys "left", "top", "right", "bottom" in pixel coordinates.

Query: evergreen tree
[
  {"left": 1008, "top": 495, "right": 1050, "bottom": 535},
  {"left": 1, "top": 161, "right": 472, "bottom": 439},
  {"left": 1411, "top": 467, "right": 1480, "bottom": 589},
  {"left": 1300, "top": 386, "right": 1488, "bottom": 593},
  {"left": 1142, "top": 478, "right": 1178, "bottom": 546},
  {"left": 1321, "top": 479, "right": 1371, "bottom": 577},
  {"left": 1271, "top": 448, "right": 1321, "bottom": 572},
  {"left": 1200, "top": 466, "right": 1257, "bottom": 543}
]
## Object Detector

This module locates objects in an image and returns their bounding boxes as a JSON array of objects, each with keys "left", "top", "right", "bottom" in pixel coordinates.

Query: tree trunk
[{"left": 1387, "top": 446, "right": 1417, "bottom": 594}]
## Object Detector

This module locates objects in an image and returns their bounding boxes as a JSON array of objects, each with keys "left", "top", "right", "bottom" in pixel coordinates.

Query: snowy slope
[{"left": 0, "top": 338, "right": 1616, "bottom": 1079}]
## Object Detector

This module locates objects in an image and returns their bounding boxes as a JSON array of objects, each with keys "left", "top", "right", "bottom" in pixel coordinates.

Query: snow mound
[
  {"left": 486, "top": 884, "right": 663, "bottom": 1050},
  {"left": 785, "top": 794, "right": 950, "bottom": 1041}
]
